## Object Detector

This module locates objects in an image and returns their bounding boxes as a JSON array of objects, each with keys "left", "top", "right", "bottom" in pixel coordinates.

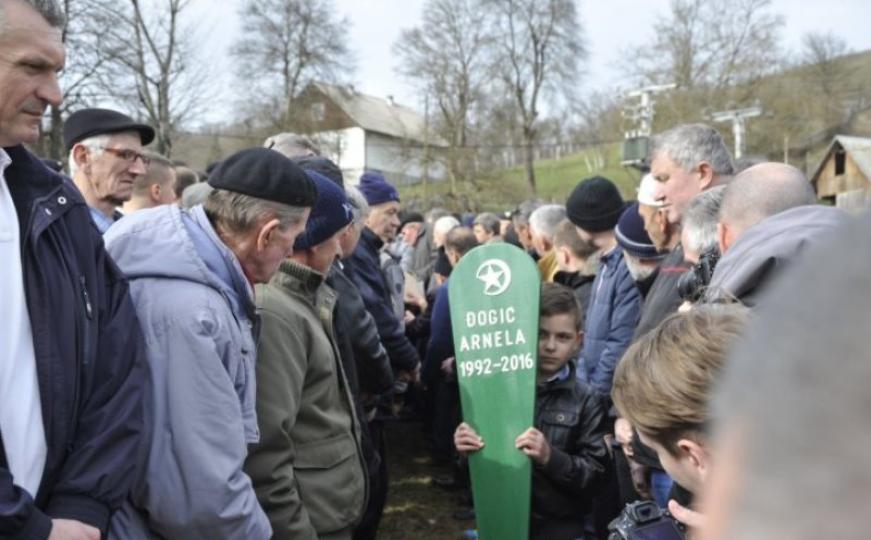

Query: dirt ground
[{"left": 377, "top": 420, "right": 476, "bottom": 540}]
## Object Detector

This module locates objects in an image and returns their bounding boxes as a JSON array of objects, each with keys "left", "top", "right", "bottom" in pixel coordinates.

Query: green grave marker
[{"left": 449, "top": 243, "right": 541, "bottom": 540}]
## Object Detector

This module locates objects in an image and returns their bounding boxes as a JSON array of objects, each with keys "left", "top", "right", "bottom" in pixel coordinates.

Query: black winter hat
[
  {"left": 63, "top": 108, "right": 155, "bottom": 151},
  {"left": 294, "top": 170, "right": 353, "bottom": 250},
  {"left": 207, "top": 148, "right": 317, "bottom": 207},
  {"left": 566, "top": 176, "right": 626, "bottom": 233},
  {"left": 399, "top": 212, "right": 424, "bottom": 231},
  {"left": 292, "top": 155, "right": 344, "bottom": 188}
]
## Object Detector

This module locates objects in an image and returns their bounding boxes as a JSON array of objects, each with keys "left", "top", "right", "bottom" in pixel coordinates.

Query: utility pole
[
  {"left": 709, "top": 104, "right": 763, "bottom": 160},
  {"left": 621, "top": 83, "right": 675, "bottom": 167},
  {"left": 422, "top": 94, "right": 430, "bottom": 199}
]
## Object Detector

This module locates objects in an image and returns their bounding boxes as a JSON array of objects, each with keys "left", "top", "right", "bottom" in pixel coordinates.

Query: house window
[
  {"left": 311, "top": 102, "right": 325, "bottom": 123},
  {"left": 835, "top": 150, "right": 846, "bottom": 176}
]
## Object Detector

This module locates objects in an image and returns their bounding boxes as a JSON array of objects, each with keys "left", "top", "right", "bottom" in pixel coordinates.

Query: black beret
[
  {"left": 207, "top": 148, "right": 317, "bottom": 207},
  {"left": 64, "top": 108, "right": 155, "bottom": 151}
]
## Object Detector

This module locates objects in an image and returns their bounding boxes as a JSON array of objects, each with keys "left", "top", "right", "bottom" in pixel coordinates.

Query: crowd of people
[{"left": 3, "top": 1, "right": 871, "bottom": 540}]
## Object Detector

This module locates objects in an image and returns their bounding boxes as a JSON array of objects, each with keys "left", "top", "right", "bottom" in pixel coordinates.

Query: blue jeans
[{"left": 650, "top": 470, "right": 674, "bottom": 508}]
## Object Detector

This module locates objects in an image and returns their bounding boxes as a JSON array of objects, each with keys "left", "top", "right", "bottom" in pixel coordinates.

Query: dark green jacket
[{"left": 246, "top": 261, "right": 367, "bottom": 540}]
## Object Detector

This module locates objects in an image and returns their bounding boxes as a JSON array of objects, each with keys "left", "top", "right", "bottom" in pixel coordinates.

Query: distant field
[{"left": 399, "top": 144, "right": 643, "bottom": 213}]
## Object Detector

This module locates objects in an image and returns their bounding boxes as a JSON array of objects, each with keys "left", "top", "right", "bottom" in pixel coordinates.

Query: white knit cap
[{"left": 637, "top": 173, "right": 666, "bottom": 207}]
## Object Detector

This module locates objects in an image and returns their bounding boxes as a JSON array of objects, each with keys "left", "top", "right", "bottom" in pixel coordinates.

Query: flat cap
[
  {"left": 208, "top": 148, "right": 317, "bottom": 207},
  {"left": 64, "top": 108, "right": 155, "bottom": 151}
]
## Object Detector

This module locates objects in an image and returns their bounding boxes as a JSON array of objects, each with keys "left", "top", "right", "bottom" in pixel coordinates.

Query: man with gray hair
[
  {"left": 649, "top": 123, "right": 734, "bottom": 225},
  {"left": 528, "top": 204, "right": 567, "bottom": 282},
  {"left": 706, "top": 162, "right": 844, "bottom": 306},
  {"left": 681, "top": 186, "right": 726, "bottom": 265},
  {"left": 121, "top": 151, "right": 178, "bottom": 214},
  {"left": 472, "top": 211, "right": 502, "bottom": 244},
  {"left": 619, "top": 152, "right": 725, "bottom": 501},
  {"left": 105, "top": 148, "right": 316, "bottom": 539},
  {"left": 64, "top": 107, "right": 155, "bottom": 232},
  {"left": 264, "top": 132, "right": 320, "bottom": 159},
  {"left": 1, "top": 2, "right": 147, "bottom": 539},
  {"left": 512, "top": 199, "right": 543, "bottom": 255}
]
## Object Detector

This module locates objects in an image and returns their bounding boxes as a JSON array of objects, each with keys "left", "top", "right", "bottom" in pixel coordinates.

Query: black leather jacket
[{"left": 531, "top": 362, "right": 611, "bottom": 524}]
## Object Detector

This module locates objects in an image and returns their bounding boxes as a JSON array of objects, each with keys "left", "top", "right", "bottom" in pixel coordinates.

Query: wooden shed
[{"left": 810, "top": 135, "right": 871, "bottom": 210}]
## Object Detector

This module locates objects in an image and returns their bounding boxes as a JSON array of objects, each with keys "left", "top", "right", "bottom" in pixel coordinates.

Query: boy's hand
[
  {"left": 49, "top": 519, "right": 100, "bottom": 540},
  {"left": 614, "top": 417, "right": 634, "bottom": 457},
  {"left": 454, "top": 422, "right": 484, "bottom": 456},
  {"left": 515, "top": 427, "right": 552, "bottom": 466}
]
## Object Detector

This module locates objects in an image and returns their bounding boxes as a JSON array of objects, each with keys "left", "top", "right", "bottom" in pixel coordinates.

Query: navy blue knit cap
[
  {"left": 294, "top": 170, "right": 353, "bottom": 250},
  {"left": 615, "top": 202, "right": 666, "bottom": 260},
  {"left": 357, "top": 171, "right": 399, "bottom": 206}
]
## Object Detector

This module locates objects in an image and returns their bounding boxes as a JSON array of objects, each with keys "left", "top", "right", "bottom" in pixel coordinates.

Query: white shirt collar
[{"left": 0, "top": 148, "right": 11, "bottom": 176}]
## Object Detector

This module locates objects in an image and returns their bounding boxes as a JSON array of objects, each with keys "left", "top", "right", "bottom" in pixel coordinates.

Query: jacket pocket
[
  {"left": 539, "top": 410, "right": 579, "bottom": 451},
  {"left": 294, "top": 434, "right": 365, "bottom": 532}
]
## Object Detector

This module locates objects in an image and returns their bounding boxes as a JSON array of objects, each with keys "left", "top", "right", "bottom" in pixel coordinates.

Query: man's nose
[
  {"left": 38, "top": 73, "right": 63, "bottom": 108},
  {"left": 129, "top": 157, "right": 148, "bottom": 175}
]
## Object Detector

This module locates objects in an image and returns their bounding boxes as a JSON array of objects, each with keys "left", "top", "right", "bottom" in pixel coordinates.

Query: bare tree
[
  {"left": 232, "top": 0, "right": 352, "bottom": 129},
  {"left": 626, "top": 0, "right": 783, "bottom": 90},
  {"left": 394, "top": 0, "right": 491, "bottom": 194},
  {"left": 801, "top": 32, "right": 850, "bottom": 103},
  {"left": 37, "top": 0, "right": 111, "bottom": 160},
  {"left": 486, "top": 0, "right": 585, "bottom": 195},
  {"left": 81, "top": 0, "right": 209, "bottom": 156}
]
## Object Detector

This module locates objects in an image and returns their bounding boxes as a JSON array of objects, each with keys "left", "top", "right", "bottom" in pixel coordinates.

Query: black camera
[
  {"left": 607, "top": 500, "right": 687, "bottom": 540},
  {"left": 677, "top": 247, "right": 719, "bottom": 302}
]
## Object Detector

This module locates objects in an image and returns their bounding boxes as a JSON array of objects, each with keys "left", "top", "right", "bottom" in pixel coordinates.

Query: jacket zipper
[{"left": 69, "top": 275, "right": 93, "bottom": 451}]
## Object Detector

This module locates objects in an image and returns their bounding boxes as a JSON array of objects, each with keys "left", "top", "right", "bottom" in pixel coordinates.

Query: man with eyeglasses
[{"left": 64, "top": 107, "right": 155, "bottom": 233}]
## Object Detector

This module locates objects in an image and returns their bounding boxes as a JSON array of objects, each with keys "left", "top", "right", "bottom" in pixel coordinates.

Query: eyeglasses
[{"left": 97, "top": 146, "right": 150, "bottom": 167}]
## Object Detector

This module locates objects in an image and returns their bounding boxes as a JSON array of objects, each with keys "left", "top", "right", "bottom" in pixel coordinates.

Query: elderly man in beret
[
  {"left": 104, "top": 148, "right": 316, "bottom": 539},
  {"left": 64, "top": 107, "right": 155, "bottom": 232}
]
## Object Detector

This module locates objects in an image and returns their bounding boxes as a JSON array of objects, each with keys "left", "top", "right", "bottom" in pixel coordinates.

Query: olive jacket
[{"left": 245, "top": 261, "right": 367, "bottom": 540}]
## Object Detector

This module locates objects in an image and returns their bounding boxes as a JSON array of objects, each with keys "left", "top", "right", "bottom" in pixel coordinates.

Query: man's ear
[
  {"left": 698, "top": 161, "right": 715, "bottom": 190},
  {"left": 149, "top": 183, "right": 162, "bottom": 203},
  {"left": 256, "top": 218, "right": 282, "bottom": 252},
  {"left": 555, "top": 246, "right": 569, "bottom": 267},
  {"left": 72, "top": 144, "right": 90, "bottom": 172},
  {"left": 717, "top": 222, "right": 729, "bottom": 254},
  {"left": 657, "top": 208, "right": 669, "bottom": 236}
]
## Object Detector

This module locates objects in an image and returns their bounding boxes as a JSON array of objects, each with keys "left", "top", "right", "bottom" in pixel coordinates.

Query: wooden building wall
[{"left": 814, "top": 148, "right": 869, "bottom": 198}]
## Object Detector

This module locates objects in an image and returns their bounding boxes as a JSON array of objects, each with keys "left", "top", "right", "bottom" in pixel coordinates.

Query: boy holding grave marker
[{"left": 454, "top": 283, "right": 611, "bottom": 540}]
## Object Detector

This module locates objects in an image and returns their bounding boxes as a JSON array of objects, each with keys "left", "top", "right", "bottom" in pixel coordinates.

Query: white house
[{"left": 298, "top": 82, "right": 446, "bottom": 185}]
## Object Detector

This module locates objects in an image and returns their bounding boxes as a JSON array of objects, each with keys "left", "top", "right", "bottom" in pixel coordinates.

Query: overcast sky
[{"left": 185, "top": 0, "right": 871, "bottom": 125}]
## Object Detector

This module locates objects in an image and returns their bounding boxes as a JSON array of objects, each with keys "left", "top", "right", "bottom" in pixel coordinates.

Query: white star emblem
[{"left": 475, "top": 259, "right": 512, "bottom": 296}]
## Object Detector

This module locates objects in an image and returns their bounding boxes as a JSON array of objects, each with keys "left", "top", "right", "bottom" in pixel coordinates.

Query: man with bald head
[
  {"left": 717, "top": 162, "right": 817, "bottom": 253},
  {"left": 706, "top": 162, "right": 847, "bottom": 305}
]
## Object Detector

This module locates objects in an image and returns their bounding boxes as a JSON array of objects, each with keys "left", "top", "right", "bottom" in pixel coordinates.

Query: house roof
[
  {"left": 811, "top": 135, "right": 871, "bottom": 185},
  {"left": 310, "top": 82, "right": 446, "bottom": 146}
]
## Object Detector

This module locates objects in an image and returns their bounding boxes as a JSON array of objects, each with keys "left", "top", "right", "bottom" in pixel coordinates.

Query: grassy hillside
[{"left": 399, "top": 143, "right": 643, "bottom": 213}]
